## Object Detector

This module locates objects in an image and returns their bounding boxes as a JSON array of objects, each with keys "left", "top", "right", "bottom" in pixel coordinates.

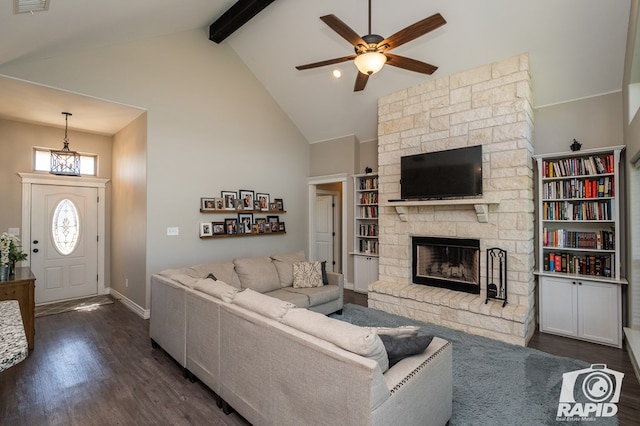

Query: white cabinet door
[
  {"left": 578, "top": 280, "right": 621, "bottom": 346},
  {"left": 539, "top": 276, "right": 578, "bottom": 337},
  {"left": 354, "top": 256, "right": 378, "bottom": 293}
]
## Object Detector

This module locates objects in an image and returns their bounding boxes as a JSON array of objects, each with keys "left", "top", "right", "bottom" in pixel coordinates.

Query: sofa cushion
[
  {"left": 271, "top": 251, "right": 306, "bottom": 287},
  {"left": 292, "top": 261, "right": 323, "bottom": 288},
  {"left": 282, "top": 308, "right": 389, "bottom": 373},
  {"left": 233, "top": 288, "right": 296, "bottom": 321},
  {"left": 283, "top": 285, "right": 340, "bottom": 306},
  {"left": 233, "top": 257, "right": 281, "bottom": 293},
  {"left": 265, "top": 288, "right": 310, "bottom": 308},
  {"left": 191, "top": 262, "right": 242, "bottom": 289},
  {"left": 371, "top": 326, "right": 420, "bottom": 337},
  {"left": 194, "top": 278, "right": 238, "bottom": 303},
  {"left": 379, "top": 334, "right": 434, "bottom": 368},
  {"left": 166, "top": 273, "right": 200, "bottom": 289}
]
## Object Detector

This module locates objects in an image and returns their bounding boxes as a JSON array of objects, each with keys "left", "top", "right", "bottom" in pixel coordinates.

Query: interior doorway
[{"left": 308, "top": 174, "right": 347, "bottom": 277}]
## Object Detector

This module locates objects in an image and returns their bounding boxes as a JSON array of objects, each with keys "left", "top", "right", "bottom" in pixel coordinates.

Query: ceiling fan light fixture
[{"left": 354, "top": 51, "right": 386, "bottom": 75}]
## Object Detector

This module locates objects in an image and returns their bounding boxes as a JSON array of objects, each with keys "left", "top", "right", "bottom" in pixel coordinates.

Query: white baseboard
[{"left": 109, "top": 288, "right": 150, "bottom": 319}]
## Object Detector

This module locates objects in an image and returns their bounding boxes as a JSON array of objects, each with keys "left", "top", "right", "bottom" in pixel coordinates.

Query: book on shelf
[
  {"left": 543, "top": 251, "right": 613, "bottom": 278},
  {"left": 358, "top": 177, "right": 378, "bottom": 190},
  {"left": 542, "top": 154, "right": 614, "bottom": 178}
]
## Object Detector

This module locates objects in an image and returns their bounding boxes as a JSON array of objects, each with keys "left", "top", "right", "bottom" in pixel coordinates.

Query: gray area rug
[
  {"left": 35, "top": 295, "right": 114, "bottom": 318},
  {"left": 332, "top": 304, "right": 618, "bottom": 426}
]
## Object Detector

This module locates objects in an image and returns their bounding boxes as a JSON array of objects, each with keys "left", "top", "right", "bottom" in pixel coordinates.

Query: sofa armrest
[
  {"left": 326, "top": 271, "right": 344, "bottom": 290},
  {"left": 372, "top": 337, "right": 452, "bottom": 426}
]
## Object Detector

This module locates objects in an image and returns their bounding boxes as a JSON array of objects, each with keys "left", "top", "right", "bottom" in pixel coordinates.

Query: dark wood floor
[{"left": 1, "top": 290, "right": 638, "bottom": 425}]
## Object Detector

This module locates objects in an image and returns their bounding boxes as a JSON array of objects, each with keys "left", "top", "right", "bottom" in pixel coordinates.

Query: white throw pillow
[{"left": 292, "top": 261, "right": 323, "bottom": 288}]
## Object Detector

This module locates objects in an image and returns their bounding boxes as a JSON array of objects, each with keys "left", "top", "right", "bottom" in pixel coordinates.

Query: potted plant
[{"left": 0, "top": 233, "right": 27, "bottom": 280}]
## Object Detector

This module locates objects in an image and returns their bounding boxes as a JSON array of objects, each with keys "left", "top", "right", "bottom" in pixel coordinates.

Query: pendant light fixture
[{"left": 50, "top": 112, "right": 80, "bottom": 176}]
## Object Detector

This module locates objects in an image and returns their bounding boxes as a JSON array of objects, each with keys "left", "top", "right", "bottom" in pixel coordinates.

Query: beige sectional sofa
[{"left": 150, "top": 252, "right": 453, "bottom": 426}]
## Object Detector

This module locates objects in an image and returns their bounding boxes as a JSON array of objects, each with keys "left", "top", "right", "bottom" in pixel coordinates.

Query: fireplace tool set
[{"left": 486, "top": 248, "right": 507, "bottom": 307}]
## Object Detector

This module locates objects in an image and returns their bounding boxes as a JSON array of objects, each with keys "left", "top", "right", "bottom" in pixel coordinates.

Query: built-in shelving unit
[
  {"left": 534, "top": 146, "right": 626, "bottom": 347},
  {"left": 351, "top": 173, "right": 379, "bottom": 293}
]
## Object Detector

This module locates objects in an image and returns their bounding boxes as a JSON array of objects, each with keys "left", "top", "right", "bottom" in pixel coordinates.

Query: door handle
[{"left": 33, "top": 248, "right": 39, "bottom": 253}]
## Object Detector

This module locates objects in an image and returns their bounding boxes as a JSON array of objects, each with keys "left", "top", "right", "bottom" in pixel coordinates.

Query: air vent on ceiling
[{"left": 14, "top": 0, "right": 49, "bottom": 14}]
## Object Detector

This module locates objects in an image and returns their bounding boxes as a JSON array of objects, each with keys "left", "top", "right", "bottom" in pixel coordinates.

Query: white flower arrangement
[{"left": 0, "top": 232, "right": 21, "bottom": 266}]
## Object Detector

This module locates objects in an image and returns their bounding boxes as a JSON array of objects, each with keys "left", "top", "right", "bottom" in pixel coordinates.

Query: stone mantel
[{"left": 382, "top": 199, "right": 500, "bottom": 223}]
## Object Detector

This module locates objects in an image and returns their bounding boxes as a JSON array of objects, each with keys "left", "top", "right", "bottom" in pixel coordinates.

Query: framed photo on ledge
[
  {"left": 221, "top": 191, "right": 237, "bottom": 210},
  {"left": 201, "top": 198, "right": 216, "bottom": 211},
  {"left": 274, "top": 198, "right": 284, "bottom": 211},
  {"left": 212, "top": 222, "right": 225, "bottom": 235},
  {"left": 224, "top": 218, "right": 238, "bottom": 234},
  {"left": 256, "top": 193, "right": 270, "bottom": 211},
  {"left": 238, "top": 213, "right": 253, "bottom": 234},
  {"left": 239, "top": 190, "right": 255, "bottom": 210},
  {"left": 200, "top": 222, "right": 213, "bottom": 237}
]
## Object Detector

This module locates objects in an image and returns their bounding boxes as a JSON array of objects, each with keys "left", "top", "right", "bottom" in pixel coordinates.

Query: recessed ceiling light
[
  {"left": 14, "top": 0, "right": 49, "bottom": 14},
  {"left": 332, "top": 69, "right": 342, "bottom": 79}
]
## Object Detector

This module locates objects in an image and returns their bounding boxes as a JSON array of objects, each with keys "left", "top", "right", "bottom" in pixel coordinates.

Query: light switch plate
[
  {"left": 166, "top": 227, "right": 179, "bottom": 236},
  {"left": 8, "top": 228, "right": 19, "bottom": 236}
]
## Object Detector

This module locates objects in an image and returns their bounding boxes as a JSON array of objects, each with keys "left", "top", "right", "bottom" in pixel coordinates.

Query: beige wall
[
  {"left": 110, "top": 113, "right": 147, "bottom": 304},
  {"left": 0, "top": 29, "right": 309, "bottom": 311},
  {"left": 0, "top": 118, "right": 113, "bottom": 235},
  {"left": 533, "top": 92, "right": 623, "bottom": 154}
]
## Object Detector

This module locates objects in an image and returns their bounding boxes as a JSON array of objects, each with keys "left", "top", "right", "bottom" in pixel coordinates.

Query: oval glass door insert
[{"left": 52, "top": 198, "right": 80, "bottom": 255}]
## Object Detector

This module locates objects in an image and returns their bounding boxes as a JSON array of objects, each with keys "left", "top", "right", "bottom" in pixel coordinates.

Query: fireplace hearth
[{"left": 412, "top": 236, "right": 480, "bottom": 294}]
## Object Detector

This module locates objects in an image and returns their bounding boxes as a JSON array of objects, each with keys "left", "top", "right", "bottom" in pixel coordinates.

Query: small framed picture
[
  {"left": 224, "top": 218, "right": 238, "bottom": 234},
  {"left": 269, "top": 222, "right": 279, "bottom": 233},
  {"left": 256, "top": 193, "right": 270, "bottom": 211},
  {"left": 214, "top": 197, "right": 224, "bottom": 210},
  {"left": 253, "top": 200, "right": 261, "bottom": 210},
  {"left": 200, "top": 222, "right": 213, "bottom": 237},
  {"left": 278, "top": 222, "right": 286, "bottom": 233},
  {"left": 274, "top": 198, "right": 284, "bottom": 211},
  {"left": 269, "top": 202, "right": 278, "bottom": 211},
  {"left": 255, "top": 218, "right": 267, "bottom": 233},
  {"left": 238, "top": 213, "right": 253, "bottom": 234},
  {"left": 237, "top": 222, "right": 246, "bottom": 234},
  {"left": 267, "top": 215, "right": 279, "bottom": 223},
  {"left": 212, "top": 222, "right": 225, "bottom": 235},
  {"left": 221, "top": 191, "right": 237, "bottom": 210},
  {"left": 239, "top": 190, "right": 255, "bottom": 210},
  {"left": 201, "top": 197, "right": 216, "bottom": 211},
  {"left": 233, "top": 198, "right": 244, "bottom": 210},
  {"left": 252, "top": 223, "right": 260, "bottom": 234}
]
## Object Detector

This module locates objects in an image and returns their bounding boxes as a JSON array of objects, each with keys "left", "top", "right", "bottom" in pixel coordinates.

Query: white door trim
[
  {"left": 19, "top": 172, "right": 109, "bottom": 296},
  {"left": 308, "top": 173, "right": 348, "bottom": 280}
]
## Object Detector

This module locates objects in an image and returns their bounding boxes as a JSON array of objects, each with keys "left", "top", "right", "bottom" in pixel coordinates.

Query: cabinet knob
[
  {"left": 33, "top": 240, "right": 38, "bottom": 244},
  {"left": 578, "top": 281, "right": 582, "bottom": 285},
  {"left": 33, "top": 248, "right": 39, "bottom": 253},
  {"left": 572, "top": 281, "right": 576, "bottom": 285}
]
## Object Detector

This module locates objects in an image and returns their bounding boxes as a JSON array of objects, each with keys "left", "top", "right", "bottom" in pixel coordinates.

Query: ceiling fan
[{"left": 295, "top": 0, "right": 446, "bottom": 92}]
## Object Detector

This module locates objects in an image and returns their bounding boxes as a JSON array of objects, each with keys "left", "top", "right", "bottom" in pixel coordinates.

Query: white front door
[
  {"left": 315, "top": 195, "right": 334, "bottom": 272},
  {"left": 31, "top": 185, "right": 99, "bottom": 304}
]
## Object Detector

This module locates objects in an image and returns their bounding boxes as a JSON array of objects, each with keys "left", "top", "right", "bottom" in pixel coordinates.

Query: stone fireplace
[
  {"left": 412, "top": 236, "right": 480, "bottom": 294},
  {"left": 369, "top": 54, "right": 536, "bottom": 346}
]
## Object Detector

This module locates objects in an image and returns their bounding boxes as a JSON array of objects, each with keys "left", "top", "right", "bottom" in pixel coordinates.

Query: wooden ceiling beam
[{"left": 209, "top": 0, "right": 276, "bottom": 44}]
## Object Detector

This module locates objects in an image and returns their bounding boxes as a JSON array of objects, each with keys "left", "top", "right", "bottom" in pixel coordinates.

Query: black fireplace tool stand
[{"left": 485, "top": 248, "right": 507, "bottom": 307}]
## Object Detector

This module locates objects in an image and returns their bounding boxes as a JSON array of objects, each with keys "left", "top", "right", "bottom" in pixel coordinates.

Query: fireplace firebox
[{"left": 412, "top": 236, "right": 480, "bottom": 294}]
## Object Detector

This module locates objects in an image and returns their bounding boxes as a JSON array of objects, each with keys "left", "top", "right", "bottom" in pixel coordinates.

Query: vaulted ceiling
[{"left": 0, "top": 0, "right": 631, "bottom": 143}]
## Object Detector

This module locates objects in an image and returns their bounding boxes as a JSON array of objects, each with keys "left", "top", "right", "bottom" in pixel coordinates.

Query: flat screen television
[{"left": 400, "top": 145, "right": 483, "bottom": 200}]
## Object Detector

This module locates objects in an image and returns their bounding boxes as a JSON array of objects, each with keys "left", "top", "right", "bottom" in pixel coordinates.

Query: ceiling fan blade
[
  {"left": 378, "top": 13, "right": 446, "bottom": 51},
  {"left": 385, "top": 54, "right": 438, "bottom": 74},
  {"left": 320, "top": 14, "right": 368, "bottom": 48},
  {"left": 354, "top": 72, "right": 369, "bottom": 92},
  {"left": 296, "top": 55, "right": 357, "bottom": 70}
]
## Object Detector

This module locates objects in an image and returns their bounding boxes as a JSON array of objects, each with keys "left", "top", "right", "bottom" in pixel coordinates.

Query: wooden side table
[{"left": 0, "top": 267, "right": 35, "bottom": 350}]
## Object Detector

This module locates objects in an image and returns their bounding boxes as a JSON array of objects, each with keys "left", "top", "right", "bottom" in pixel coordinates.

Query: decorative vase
[{"left": 0, "top": 265, "right": 9, "bottom": 281}]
